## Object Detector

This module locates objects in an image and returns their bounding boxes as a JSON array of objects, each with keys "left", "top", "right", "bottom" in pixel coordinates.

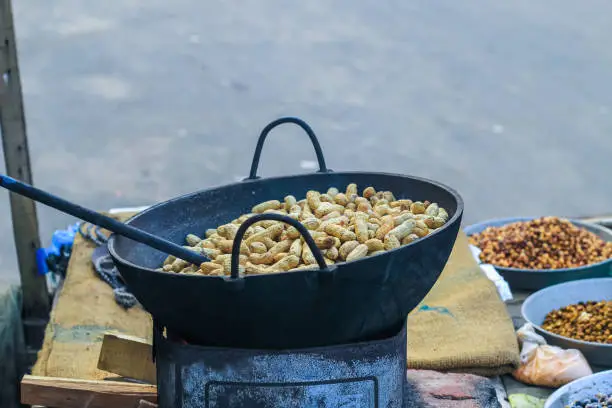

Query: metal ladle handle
[
  {"left": 0, "top": 175, "right": 209, "bottom": 266},
  {"left": 230, "top": 213, "right": 332, "bottom": 279}
]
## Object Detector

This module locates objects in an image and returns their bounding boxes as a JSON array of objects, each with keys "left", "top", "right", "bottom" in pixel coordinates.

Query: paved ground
[{"left": 1, "top": 0, "right": 611, "bottom": 282}]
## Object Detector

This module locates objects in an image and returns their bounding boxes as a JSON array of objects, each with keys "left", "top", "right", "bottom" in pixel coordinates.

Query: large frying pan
[{"left": 108, "top": 117, "right": 464, "bottom": 349}]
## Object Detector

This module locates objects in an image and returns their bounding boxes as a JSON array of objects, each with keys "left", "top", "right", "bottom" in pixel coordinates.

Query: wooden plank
[
  {"left": 97, "top": 332, "right": 156, "bottom": 384},
  {"left": 137, "top": 400, "right": 158, "bottom": 408},
  {"left": 21, "top": 375, "right": 157, "bottom": 408},
  {"left": 0, "top": 0, "right": 49, "bottom": 351}
]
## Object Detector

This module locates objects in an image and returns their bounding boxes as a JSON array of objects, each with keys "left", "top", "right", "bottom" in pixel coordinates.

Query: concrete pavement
[{"left": 1, "top": 0, "right": 611, "bottom": 282}]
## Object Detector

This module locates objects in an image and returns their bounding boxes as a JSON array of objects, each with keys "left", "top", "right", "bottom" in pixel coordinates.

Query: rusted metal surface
[{"left": 156, "top": 322, "right": 408, "bottom": 408}]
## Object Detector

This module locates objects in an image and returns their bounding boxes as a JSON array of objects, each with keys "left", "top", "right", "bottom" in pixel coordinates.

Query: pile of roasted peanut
[
  {"left": 542, "top": 300, "right": 611, "bottom": 344},
  {"left": 159, "top": 183, "right": 449, "bottom": 276},
  {"left": 468, "top": 217, "right": 612, "bottom": 269}
]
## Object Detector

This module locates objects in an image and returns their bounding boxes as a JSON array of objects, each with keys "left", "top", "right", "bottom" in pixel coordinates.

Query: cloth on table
[
  {"left": 32, "top": 212, "right": 152, "bottom": 381},
  {"left": 407, "top": 231, "right": 521, "bottom": 376}
]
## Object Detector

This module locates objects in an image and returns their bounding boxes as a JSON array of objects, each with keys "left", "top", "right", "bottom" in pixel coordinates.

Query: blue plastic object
[
  {"left": 34, "top": 249, "right": 48, "bottom": 275},
  {"left": 35, "top": 223, "right": 80, "bottom": 275},
  {"left": 464, "top": 217, "right": 612, "bottom": 290}
]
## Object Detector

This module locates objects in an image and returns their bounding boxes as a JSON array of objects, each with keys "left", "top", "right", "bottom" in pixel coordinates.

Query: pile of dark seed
[{"left": 566, "top": 393, "right": 612, "bottom": 408}]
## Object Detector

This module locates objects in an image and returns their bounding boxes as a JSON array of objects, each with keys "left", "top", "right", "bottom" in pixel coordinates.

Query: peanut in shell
[
  {"left": 388, "top": 219, "right": 416, "bottom": 241},
  {"left": 365, "top": 238, "right": 384, "bottom": 252},
  {"left": 269, "top": 255, "right": 300, "bottom": 272},
  {"left": 410, "top": 202, "right": 426, "bottom": 214},
  {"left": 325, "top": 224, "right": 357, "bottom": 242},
  {"left": 384, "top": 234, "right": 401, "bottom": 250},
  {"left": 363, "top": 186, "right": 376, "bottom": 199},
  {"left": 334, "top": 193, "right": 349, "bottom": 206},
  {"left": 252, "top": 200, "right": 281, "bottom": 213},
  {"left": 284, "top": 195, "right": 297, "bottom": 210},
  {"left": 339, "top": 240, "right": 360, "bottom": 260},
  {"left": 376, "top": 216, "right": 395, "bottom": 240},
  {"left": 289, "top": 239, "right": 302, "bottom": 257},
  {"left": 346, "top": 244, "right": 368, "bottom": 261},
  {"left": 185, "top": 234, "right": 202, "bottom": 246}
]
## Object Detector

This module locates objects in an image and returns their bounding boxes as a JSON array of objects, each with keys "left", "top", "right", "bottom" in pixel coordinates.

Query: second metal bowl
[{"left": 521, "top": 278, "right": 612, "bottom": 367}]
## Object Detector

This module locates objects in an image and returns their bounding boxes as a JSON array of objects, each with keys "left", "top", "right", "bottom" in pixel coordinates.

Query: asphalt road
[{"left": 1, "top": 0, "right": 611, "bottom": 282}]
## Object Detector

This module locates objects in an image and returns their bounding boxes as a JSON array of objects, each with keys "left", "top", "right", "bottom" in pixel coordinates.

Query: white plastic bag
[
  {"left": 512, "top": 323, "right": 592, "bottom": 388},
  {"left": 469, "top": 244, "right": 513, "bottom": 301}
]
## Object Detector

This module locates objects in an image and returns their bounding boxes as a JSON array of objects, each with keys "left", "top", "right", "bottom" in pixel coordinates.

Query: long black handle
[
  {"left": 0, "top": 175, "right": 208, "bottom": 266},
  {"left": 230, "top": 213, "right": 329, "bottom": 279},
  {"left": 246, "top": 117, "right": 330, "bottom": 180}
]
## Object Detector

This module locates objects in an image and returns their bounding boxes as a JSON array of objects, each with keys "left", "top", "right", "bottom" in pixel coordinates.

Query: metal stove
[{"left": 154, "top": 321, "right": 412, "bottom": 408}]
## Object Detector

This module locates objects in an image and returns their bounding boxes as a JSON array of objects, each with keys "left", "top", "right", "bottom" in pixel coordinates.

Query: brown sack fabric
[
  {"left": 407, "top": 231, "right": 520, "bottom": 376},
  {"left": 32, "top": 213, "right": 152, "bottom": 380}
]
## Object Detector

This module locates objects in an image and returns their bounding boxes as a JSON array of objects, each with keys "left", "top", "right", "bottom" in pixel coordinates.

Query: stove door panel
[{"left": 205, "top": 377, "right": 377, "bottom": 408}]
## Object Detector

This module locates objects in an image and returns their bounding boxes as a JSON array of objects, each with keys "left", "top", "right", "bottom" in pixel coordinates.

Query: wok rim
[{"left": 108, "top": 170, "right": 464, "bottom": 280}]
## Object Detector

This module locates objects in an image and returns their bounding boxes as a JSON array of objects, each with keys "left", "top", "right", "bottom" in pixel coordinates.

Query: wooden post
[{"left": 0, "top": 0, "right": 50, "bottom": 354}]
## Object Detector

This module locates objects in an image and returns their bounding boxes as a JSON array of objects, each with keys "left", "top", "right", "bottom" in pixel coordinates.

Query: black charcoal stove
[{"left": 154, "top": 320, "right": 412, "bottom": 408}]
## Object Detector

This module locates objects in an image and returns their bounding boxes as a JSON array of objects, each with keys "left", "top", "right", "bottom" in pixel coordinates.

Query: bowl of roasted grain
[
  {"left": 465, "top": 217, "right": 612, "bottom": 290},
  {"left": 521, "top": 278, "right": 612, "bottom": 367}
]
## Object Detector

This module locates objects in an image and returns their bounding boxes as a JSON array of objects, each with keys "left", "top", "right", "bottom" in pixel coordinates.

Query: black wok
[{"left": 108, "top": 117, "right": 464, "bottom": 349}]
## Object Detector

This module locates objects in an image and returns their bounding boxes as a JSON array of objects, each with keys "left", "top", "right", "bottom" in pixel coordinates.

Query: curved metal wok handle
[
  {"left": 245, "top": 117, "right": 330, "bottom": 180},
  {"left": 230, "top": 213, "right": 332, "bottom": 279}
]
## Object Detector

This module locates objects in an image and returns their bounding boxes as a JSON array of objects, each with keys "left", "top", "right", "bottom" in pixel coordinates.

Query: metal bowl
[
  {"left": 464, "top": 217, "right": 612, "bottom": 290},
  {"left": 544, "top": 370, "right": 612, "bottom": 408},
  {"left": 521, "top": 278, "right": 612, "bottom": 367}
]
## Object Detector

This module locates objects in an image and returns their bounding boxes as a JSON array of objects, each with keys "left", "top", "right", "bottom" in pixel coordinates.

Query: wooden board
[
  {"left": 98, "top": 333, "right": 156, "bottom": 384},
  {"left": 21, "top": 375, "right": 157, "bottom": 408},
  {"left": 31, "top": 213, "right": 153, "bottom": 381}
]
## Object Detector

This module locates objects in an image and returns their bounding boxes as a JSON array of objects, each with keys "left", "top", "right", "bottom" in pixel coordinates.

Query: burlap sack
[
  {"left": 407, "top": 232, "right": 520, "bottom": 376},
  {"left": 32, "top": 214, "right": 152, "bottom": 380}
]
